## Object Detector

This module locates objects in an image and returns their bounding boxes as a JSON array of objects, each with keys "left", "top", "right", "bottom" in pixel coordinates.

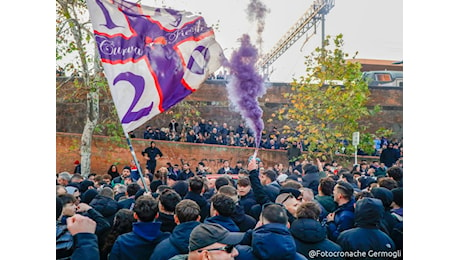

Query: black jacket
[
  {"left": 183, "top": 191, "right": 210, "bottom": 222},
  {"left": 239, "top": 190, "right": 257, "bottom": 215},
  {"left": 337, "top": 198, "right": 396, "bottom": 260},
  {"left": 156, "top": 212, "right": 177, "bottom": 233},
  {"left": 231, "top": 203, "right": 257, "bottom": 232},
  {"left": 90, "top": 195, "right": 120, "bottom": 226},
  {"left": 150, "top": 221, "right": 201, "bottom": 260},
  {"left": 290, "top": 218, "right": 343, "bottom": 259}
]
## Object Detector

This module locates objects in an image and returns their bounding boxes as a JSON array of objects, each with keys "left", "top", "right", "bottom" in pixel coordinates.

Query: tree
[
  {"left": 56, "top": 0, "right": 105, "bottom": 177},
  {"left": 277, "top": 34, "right": 382, "bottom": 161}
]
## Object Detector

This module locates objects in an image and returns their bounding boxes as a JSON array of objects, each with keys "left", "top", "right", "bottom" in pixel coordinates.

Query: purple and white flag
[{"left": 87, "top": 0, "right": 224, "bottom": 132}]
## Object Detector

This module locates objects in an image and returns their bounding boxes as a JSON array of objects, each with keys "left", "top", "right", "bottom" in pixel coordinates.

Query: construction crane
[{"left": 258, "top": 0, "right": 335, "bottom": 78}]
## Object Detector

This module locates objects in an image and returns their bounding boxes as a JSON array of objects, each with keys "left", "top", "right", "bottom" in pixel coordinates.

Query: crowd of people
[
  {"left": 134, "top": 118, "right": 403, "bottom": 159},
  {"left": 57, "top": 150, "right": 403, "bottom": 260}
]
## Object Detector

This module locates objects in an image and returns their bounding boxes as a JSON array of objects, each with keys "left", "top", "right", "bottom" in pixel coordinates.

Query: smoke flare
[{"left": 226, "top": 34, "right": 266, "bottom": 147}]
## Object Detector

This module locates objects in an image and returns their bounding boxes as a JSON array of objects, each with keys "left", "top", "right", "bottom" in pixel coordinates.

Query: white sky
[{"left": 147, "top": 0, "right": 403, "bottom": 82}]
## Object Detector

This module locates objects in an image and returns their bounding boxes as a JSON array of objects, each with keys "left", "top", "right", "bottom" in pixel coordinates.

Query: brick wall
[
  {"left": 56, "top": 79, "right": 403, "bottom": 138},
  {"left": 56, "top": 132, "right": 378, "bottom": 175}
]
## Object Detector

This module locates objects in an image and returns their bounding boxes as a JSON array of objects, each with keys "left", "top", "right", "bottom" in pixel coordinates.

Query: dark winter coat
[
  {"left": 156, "top": 212, "right": 177, "bottom": 233},
  {"left": 337, "top": 198, "right": 396, "bottom": 259},
  {"left": 204, "top": 215, "right": 240, "bottom": 232},
  {"left": 237, "top": 223, "right": 307, "bottom": 260},
  {"left": 183, "top": 191, "right": 210, "bottom": 222},
  {"left": 90, "top": 195, "right": 120, "bottom": 226},
  {"left": 150, "top": 221, "right": 201, "bottom": 260},
  {"left": 118, "top": 197, "right": 135, "bottom": 210},
  {"left": 302, "top": 172, "right": 320, "bottom": 195},
  {"left": 231, "top": 203, "right": 257, "bottom": 232},
  {"left": 56, "top": 223, "right": 73, "bottom": 260},
  {"left": 109, "top": 222, "right": 169, "bottom": 260},
  {"left": 326, "top": 199, "right": 355, "bottom": 242},
  {"left": 291, "top": 218, "right": 343, "bottom": 260},
  {"left": 71, "top": 233, "right": 100, "bottom": 260},
  {"left": 239, "top": 190, "right": 257, "bottom": 215}
]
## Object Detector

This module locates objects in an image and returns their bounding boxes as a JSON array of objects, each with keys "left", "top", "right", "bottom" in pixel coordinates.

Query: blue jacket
[
  {"left": 71, "top": 233, "right": 100, "bottom": 260},
  {"left": 237, "top": 223, "right": 307, "bottom": 260},
  {"left": 205, "top": 215, "right": 240, "bottom": 232},
  {"left": 109, "top": 222, "right": 169, "bottom": 260},
  {"left": 326, "top": 199, "right": 355, "bottom": 242},
  {"left": 290, "top": 218, "right": 343, "bottom": 260},
  {"left": 150, "top": 221, "right": 201, "bottom": 260}
]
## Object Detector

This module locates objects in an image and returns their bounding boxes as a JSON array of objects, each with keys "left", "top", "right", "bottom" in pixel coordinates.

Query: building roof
[{"left": 348, "top": 59, "right": 403, "bottom": 72}]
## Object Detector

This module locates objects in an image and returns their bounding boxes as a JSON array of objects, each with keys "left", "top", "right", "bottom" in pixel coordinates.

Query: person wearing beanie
[
  {"left": 337, "top": 198, "right": 397, "bottom": 258},
  {"left": 81, "top": 189, "right": 98, "bottom": 204},
  {"left": 79, "top": 180, "right": 95, "bottom": 194}
]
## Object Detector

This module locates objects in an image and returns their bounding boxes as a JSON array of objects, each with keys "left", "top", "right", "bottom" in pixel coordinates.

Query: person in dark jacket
[
  {"left": 101, "top": 209, "right": 136, "bottom": 260},
  {"left": 290, "top": 201, "right": 343, "bottom": 259},
  {"left": 118, "top": 183, "right": 141, "bottom": 210},
  {"left": 325, "top": 181, "right": 355, "bottom": 242},
  {"left": 109, "top": 195, "right": 170, "bottom": 260},
  {"left": 302, "top": 164, "right": 321, "bottom": 195},
  {"left": 237, "top": 177, "right": 257, "bottom": 215},
  {"left": 90, "top": 187, "right": 120, "bottom": 226},
  {"left": 205, "top": 193, "right": 240, "bottom": 232},
  {"left": 237, "top": 203, "right": 307, "bottom": 260},
  {"left": 337, "top": 197, "right": 397, "bottom": 259},
  {"left": 177, "top": 163, "right": 194, "bottom": 180},
  {"left": 56, "top": 196, "right": 74, "bottom": 260},
  {"left": 218, "top": 184, "right": 257, "bottom": 232},
  {"left": 66, "top": 214, "right": 100, "bottom": 260},
  {"left": 371, "top": 187, "right": 400, "bottom": 241},
  {"left": 184, "top": 176, "right": 210, "bottom": 222},
  {"left": 156, "top": 189, "right": 182, "bottom": 233},
  {"left": 150, "top": 199, "right": 202, "bottom": 260}
]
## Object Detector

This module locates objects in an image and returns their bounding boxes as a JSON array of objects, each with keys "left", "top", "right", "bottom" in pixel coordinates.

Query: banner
[{"left": 87, "top": 0, "right": 224, "bottom": 132}]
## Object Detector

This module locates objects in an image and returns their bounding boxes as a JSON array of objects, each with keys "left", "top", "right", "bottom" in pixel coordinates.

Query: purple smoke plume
[{"left": 225, "top": 34, "right": 266, "bottom": 148}]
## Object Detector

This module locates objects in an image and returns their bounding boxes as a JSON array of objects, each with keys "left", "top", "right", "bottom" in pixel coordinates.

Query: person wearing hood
[
  {"left": 109, "top": 195, "right": 170, "bottom": 260},
  {"left": 337, "top": 197, "right": 397, "bottom": 259},
  {"left": 89, "top": 187, "right": 120, "bottom": 226},
  {"left": 150, "top": 199, "right": 202, "bottom": 260},
  {"left": 236, "top": 203, "right": 307, "bottom": 260},
  {"left": 325, "top": 181, "right": 355, "bottom": 242},
  {"left": 302, "top": 164, "right": 321, "bottom": 195},
  {"left": 371, "top": 187, "right": 400, "bottom": 245},
  {"left": 290, "top": 202, "right": 343, "bottom": 259}
]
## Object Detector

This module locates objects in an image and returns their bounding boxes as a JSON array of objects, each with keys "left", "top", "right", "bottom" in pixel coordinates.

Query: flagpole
[{"left": 123, "top": 130, "right": 149, "bottom": 191}]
